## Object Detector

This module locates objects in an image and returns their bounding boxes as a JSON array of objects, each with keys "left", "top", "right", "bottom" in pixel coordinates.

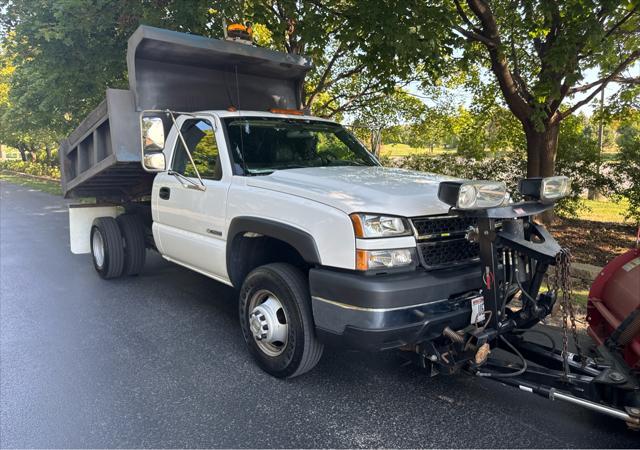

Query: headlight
[
  {"left": 356, "top": 248, "right": 415, "bottom": 271},
  {"left": 350, "top": 214, "right": 411, "bottom": 238},
  {"left": 438, "top": 180, "right": 507, "bottom": 210},
  {"left": 518, "top": 176, "right": 571, "bottom": 202}
]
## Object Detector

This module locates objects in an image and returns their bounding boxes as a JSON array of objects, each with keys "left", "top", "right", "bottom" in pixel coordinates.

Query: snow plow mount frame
[{"left": 417, "top": 199, "right": 640, "bottom": 429}]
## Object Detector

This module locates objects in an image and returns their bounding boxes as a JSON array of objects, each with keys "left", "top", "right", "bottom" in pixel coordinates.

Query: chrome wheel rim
[
  {"left": 92, "top": 229, "right": 105, "bottom": 268},
  {"left": 248, "top": 289, "right": 288, "bottom": 357}
]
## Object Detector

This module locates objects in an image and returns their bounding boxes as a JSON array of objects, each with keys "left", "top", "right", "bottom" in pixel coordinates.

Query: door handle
[{"left": 159, "top": 187, "right": 170, "bottom": 200}]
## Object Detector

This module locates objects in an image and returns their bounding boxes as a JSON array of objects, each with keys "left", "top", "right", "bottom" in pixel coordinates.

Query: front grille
[
  {"left": 417, "top": 238, "right": 480, "bottom": 269},
  {"left": 411, "top": 215, "right": 480, "bottom": 270},
  {"left": 411, "top": 215, "right": 477, "bottom": 239}
]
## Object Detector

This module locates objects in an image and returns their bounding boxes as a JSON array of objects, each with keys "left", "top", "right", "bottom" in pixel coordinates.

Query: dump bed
[{"left": 59, "top": 25, "right": 312, "bottom": 198}]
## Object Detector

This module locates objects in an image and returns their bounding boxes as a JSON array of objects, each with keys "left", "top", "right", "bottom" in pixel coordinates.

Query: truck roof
[{"left": 202, "top": 110, "right": 338, "bottom": 123}]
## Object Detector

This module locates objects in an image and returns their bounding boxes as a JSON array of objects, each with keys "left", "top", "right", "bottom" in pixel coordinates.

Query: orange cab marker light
[
  {"left": 227, "top": 106, "right": 237, "bottom": 112},
  {"left": 269, "top": 108, "right": 304, "bottom": 115},
  {"left": 356, "top": 250, "right": 369, "bottom": 271},
  {"left": 350, "top": 214, "right": 364, "bottom": 238}
]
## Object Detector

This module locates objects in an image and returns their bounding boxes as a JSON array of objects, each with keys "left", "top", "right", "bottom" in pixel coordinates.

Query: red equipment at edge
[{"left": 587, "top": 233, "right": 640, "bottom": 369}]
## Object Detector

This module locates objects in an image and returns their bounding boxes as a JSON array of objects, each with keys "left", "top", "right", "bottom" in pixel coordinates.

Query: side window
[{"left": 172, "top": 119, "right": 222, "bottom": 180}]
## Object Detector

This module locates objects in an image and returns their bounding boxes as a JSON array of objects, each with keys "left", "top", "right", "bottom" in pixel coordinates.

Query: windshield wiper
[
  {"left": 246, "top": 169, "right": 274, "bottom": 176},
  {"left": 278, "top": 165, "right": 307, "bottom": 170}
]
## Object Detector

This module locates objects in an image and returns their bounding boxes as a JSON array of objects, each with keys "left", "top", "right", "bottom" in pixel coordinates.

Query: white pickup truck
[{"left": 61, "top": 26, "right": 569, "bottom": 380}]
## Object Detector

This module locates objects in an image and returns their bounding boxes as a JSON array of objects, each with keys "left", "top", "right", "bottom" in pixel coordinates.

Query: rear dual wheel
[
  {"left": 116, "top": 214, "right": 146, "bottom": 276},
  {"left": 91, "top": 217, "right": 125, "bottom": 279},
  {"left": 90, "top": 215, "right": 145, "bottom": 279}
]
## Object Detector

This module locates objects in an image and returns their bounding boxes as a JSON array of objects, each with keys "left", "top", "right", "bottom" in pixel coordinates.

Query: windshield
[{"left": 222, "top": 117, "right": 379, "bottom": 175}]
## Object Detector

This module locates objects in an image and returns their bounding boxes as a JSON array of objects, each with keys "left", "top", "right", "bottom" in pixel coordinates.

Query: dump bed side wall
[{"left": 59, "top": 89, "right": 153, "bottom": 199}]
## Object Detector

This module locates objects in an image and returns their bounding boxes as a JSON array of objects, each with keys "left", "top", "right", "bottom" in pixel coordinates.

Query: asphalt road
[{"left": 1, "top": 180, "right": 638, "bottom": 448}]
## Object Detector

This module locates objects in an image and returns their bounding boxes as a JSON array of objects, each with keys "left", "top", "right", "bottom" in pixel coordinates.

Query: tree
[
  {"left": 408, "top": 107, "right": 453, "bottom": 152},
  {"left": 615, "top": 109, "right": 640, "bottom": 223},
  {"left": 446, "top": 0, "right": 639, "bottom": 188},
  {"left": 1, "top": 0, "right": 218, "bottom": 140}
]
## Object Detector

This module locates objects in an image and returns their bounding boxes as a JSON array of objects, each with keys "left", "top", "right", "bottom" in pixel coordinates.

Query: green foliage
[
  {"left": 456, "top": 131, "right": 485, "bottom": 159},
  {"left": 211, "top": 1, "right": 439, "bottom": 121},
  {"left": 182, "top": 128, "right": 220, "bottom": 179},
  {"left": 615, "top": 111, "right": 640, "bottom": 223},
  {"left": 392, "top": 153, "right": 526, "bottom": 196},
  {"left": 0, "top": 0, "right": 221, "bottom": 154},
  {"left": 349, "top": 88, "right": 426, "bottom": 128},
  {"left": 354, "top": 0, "right": 640, "bottom": 184},
  {"left": 0, "top": 159, "right": 61, "bottom": 178},
  {"left": 389, "top": 148, "right": 596, "bottom": 217}
]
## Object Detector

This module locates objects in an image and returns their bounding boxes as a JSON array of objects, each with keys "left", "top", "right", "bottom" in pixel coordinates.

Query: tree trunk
[
  {"left": 17, "top": 144, "right": 28, "bottom": 162},
  {"left": 45, "top": 144, "right": 52, "bottom": 163},
  {"left": 523, "top": 122, "right": 560, "bottom": 223},
  {"left": 29, "top": 144, "right": 37, "bottom": 161}
]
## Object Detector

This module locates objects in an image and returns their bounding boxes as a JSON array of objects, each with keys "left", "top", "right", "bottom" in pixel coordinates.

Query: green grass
[
  {"left": 380, "top": 143, "right": 456, "bottom": 157},
  {"left": 572, "top": 288, "right": 590, "bottom": 306},
  {"left": 381, "top": 143, "right": 623, "bottom": 162},
  {"left": 0, "top": 172, "right": 62, "bottom": 196},
  {"left": 579, "top": 198, "right": 629, "bottom": 223}
]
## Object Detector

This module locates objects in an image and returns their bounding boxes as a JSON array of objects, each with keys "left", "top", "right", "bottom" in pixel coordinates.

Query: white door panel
[
  {"left": 153, "top": 115, "right": 231, "bottom": 280},
  {"left": 154, "top": 222, "right": 227, "bottom": 278}
]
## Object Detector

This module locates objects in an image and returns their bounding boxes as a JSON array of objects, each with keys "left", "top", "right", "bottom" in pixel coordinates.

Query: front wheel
[{"left": 239, "top": 263, "right": 323, "bottom": 378}]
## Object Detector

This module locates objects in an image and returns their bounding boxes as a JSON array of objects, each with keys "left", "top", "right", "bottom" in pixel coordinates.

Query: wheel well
[{"left": 228, "top": 234, "right": 309, "bottom": 287}]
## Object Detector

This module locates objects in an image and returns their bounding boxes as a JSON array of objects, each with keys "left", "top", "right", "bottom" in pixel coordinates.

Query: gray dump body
[{"left": 59, "top": 25, "right": 311, "bottom": 198}]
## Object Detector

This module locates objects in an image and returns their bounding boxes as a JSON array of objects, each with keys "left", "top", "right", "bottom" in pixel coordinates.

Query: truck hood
[{"left": 246, "top": 166, "right": 458, "bottom": 217}]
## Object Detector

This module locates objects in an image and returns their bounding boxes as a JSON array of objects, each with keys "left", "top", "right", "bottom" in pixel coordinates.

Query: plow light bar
[
  {"left": 438, "top": 180, "right": 507, "bottom": 210},
  {"left": 518, "top": 176, "right": 570, "bottom": 202}
]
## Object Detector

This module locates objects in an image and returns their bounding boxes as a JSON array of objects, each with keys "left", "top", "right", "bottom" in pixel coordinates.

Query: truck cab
[{"left": 132, "top": 107, "right": 485, "bottom": 378}]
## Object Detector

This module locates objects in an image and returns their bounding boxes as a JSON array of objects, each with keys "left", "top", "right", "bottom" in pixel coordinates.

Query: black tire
[
  {"left": 239, "top": 263, "right": 324, "bottom": 378},
  {"left": 116, "top": 214, "right": 146, "bottom": 276},
  {"left": 90, "top": 217, "right": 125, "bottom": 279}
]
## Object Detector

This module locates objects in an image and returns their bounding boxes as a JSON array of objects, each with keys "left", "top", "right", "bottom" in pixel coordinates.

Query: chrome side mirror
[
  {"left": 143, "top": 152, "right": 166, "bottom": 171},
  {"left": 140, "top": 115, "right": 166, "bottom": 172}
]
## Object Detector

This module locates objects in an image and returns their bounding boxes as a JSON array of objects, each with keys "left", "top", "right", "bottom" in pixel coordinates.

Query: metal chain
[{"left": 552, "top": 248, "right": 585, "bottom": 378}]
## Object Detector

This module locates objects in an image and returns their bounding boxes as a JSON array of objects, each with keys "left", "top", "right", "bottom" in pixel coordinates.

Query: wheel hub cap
[
  {"left": 92, "top": 229, "right": 105, "bottom": 268},
  {"left": 249, "top": 293, "right": 288, "bottom": 356}
]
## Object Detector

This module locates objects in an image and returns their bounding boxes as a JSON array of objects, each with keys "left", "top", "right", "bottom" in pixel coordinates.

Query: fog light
[
  {"left": 438, "top": 180, "right": 507, "bottom": 210},
  {"left": 518, "top": 176, "right": 570, "bottom": 202}
]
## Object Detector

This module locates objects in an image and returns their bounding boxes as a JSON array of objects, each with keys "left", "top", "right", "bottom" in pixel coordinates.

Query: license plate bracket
[{"left": 470, "top": 295, "right": 486, "bottom": 324}]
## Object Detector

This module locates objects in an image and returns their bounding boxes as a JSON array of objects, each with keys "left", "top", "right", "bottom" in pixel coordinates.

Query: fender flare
[{"left": 226, "top": 216, "right": 322, "bottom": 282}]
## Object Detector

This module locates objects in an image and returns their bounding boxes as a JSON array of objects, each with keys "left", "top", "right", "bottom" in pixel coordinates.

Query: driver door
[{"left": 152, "top": 115, "right": 231, "bottom": 283}]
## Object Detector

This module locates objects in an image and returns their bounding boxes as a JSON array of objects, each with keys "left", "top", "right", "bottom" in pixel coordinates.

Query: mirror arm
[
  {"left": 168, "top": 170, "right": 206, "bottom": 191},
  {"left": 166, "top": 110, "right": 206, "bottom": 189}
]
